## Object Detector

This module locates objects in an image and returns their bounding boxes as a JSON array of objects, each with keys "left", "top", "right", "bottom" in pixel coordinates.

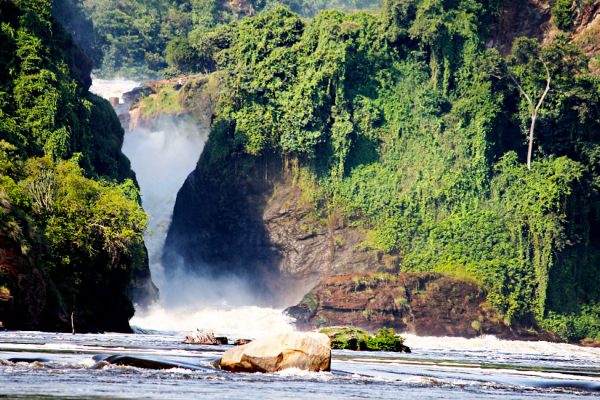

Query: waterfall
[{"left": 90, "top": 79, "right": 294, "bottom": 337}]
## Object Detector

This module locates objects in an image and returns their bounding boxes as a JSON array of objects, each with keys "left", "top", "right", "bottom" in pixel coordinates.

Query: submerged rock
[
  {"left": 580, "top": 338, "right": 600, "bottom": 348},
  {"left": 320, "top": 326, "right": 370, "bottom": 351},
  {"left": 215, "top": 337, "right": 229, "bottom": 345},
  {"left": 184, "top": 329, "right": 227, "bottom": 345},
  {"left": 92, "top": 354, "right": 209, "bottom": 371},
  {"left": 219, "top": 332, "right": 331, "bottom": 373},
  {"left": 7, "top": 357, "right": 52, "bottom": 363}
]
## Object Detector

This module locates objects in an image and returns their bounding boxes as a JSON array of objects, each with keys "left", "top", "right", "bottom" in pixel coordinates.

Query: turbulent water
[
  {"left": 91, "top": 78, "right": 206, "bottom": 290},
  {"left": 1, "top": 330, "right": 599, "bottom": 399}
]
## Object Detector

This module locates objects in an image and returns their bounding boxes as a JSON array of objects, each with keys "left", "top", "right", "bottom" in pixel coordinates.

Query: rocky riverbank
[{"left": 286, "top": 272, "right": 555, "bottom": 340}]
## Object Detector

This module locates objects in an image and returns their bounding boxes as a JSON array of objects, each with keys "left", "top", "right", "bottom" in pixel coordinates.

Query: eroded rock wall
[{"left": 285, "top": 272, "right": 553, "bottom": 339}]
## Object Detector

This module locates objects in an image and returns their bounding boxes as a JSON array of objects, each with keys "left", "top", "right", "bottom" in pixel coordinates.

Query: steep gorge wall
[
  {"left": 164, "top": 153, "right": 394, "bottom": 306},
  {"left": 165, "top": 150, "right": 548, "bottom": 338},
  {"left": 162, "top": 0, "right": 599, "bottom": 336}
]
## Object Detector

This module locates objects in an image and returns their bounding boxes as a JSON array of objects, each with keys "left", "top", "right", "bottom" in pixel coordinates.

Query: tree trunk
[
  {"left": 508, "top": 62, "right": 550, "bottom": 171},
  {"left": 527, "top": 111, "right": 537, "bottom": 170}
]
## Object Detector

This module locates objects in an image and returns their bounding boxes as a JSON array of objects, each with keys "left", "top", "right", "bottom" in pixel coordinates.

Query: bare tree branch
[
  {"left": 526, "top": 61, "right": 551, "bottom": 170},
  {"left": 507, "top": 60, "right": 551, "bottom": 170},
  {"left": 535, "top": 62, "right": 551, "bottom": 114},
  {"left": 508, "top": 72, "right": 533, "bottom": 110}
]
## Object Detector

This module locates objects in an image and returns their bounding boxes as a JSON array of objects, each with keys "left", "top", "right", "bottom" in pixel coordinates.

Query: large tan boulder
[{"left": 219, "top": 332, "right": 331, "bottom": 373}]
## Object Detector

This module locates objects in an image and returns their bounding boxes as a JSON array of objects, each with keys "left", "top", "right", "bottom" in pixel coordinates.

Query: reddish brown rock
[
  {"left": 0, "top": 230, "right": 48, "bottom": 330},
  {"left": 286, "top": 272, "right": 548, "bottom": 339}
]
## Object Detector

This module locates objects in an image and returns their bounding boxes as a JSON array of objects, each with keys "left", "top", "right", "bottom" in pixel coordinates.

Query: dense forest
[
  {"left": 53, "top": 0, "right": 382, "bottom": 77},
  {"left": 1, "top": 0, "right": 599, "bottom": 342},
  {"left": 0, "top": 0, "right": 155, "bottom": 331},
  {"left": 163, "top": 1, "right": 600, "bottom": 341}
]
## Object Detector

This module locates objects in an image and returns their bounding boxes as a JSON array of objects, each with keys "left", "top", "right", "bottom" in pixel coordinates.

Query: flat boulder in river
[{"left": 219, "top": 332, "right": 331, "bottom": 373}]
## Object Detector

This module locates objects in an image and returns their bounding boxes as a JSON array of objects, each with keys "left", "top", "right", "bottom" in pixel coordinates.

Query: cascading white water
[
  {"left": 90, "top": 79, "right": 294, "bottom": 337},
  {"left": 121, "top": 115, "right": 206, "bottom": 288}
]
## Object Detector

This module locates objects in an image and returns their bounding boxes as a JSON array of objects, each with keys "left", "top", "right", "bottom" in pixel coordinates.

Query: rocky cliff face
[
  {"left": 491, "top": 0, "right": 599, "bottom": 51},
  {"left": 163, "top": 0, "right": 599, "bottom": 335},
  {"left": 285, "top": 272, "right": 553, "bottom": 339},
  {"left": 0, "top": 230, "right": 47, "bottom": 331},
  {"left": 164, "top": 151, "right": 399, "bottom": 305},
  {"left": 488, "top": 0, "right": 554, "bottom": 55},
  {"left": 490, "top": 0, "right": 599, "bottom": 73},
  {"left": 165, "top": 155, "right": 549, "bottom": 337}
]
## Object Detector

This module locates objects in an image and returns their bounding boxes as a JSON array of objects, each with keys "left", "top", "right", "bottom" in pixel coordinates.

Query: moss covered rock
[{"left": 320, "top": 326, "right": 410, "bottom": 352}]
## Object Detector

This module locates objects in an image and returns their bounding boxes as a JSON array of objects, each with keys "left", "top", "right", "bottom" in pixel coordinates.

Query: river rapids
[{"left": 2, "top": 79, "right": 597, "bottom": 399}]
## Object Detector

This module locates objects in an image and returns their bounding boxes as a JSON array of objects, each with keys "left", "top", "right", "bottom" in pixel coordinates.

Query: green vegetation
[
  {"left": 320, "top": 326, "right": 410, "bottom": 352},
  {"left": 553, "top": 0, "right": 573, "bottom": 31},
  {"left": 51, "top": 0, "right": 380, "bottom": 78},
  {"left": 542, "top": 305, "right": 600, "bottom": 342},
  {"left": 3, "top": 0, "right": 599, "bottom": 341},
  {"left": 0, "top": 0, "right": 150, "bottom": 331},
  {"left": 140, "top": 89, "right": 185, "bottom": 118},
  {"left": 366, "top": 327, "right": 410, "bottom": 352},
  {"left": 189, "top": 1, "right": 600, "bottom": 341}
]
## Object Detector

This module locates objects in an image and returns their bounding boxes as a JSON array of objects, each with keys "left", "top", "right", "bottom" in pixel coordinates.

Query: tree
[
  {"left": 509, "top": 62, "right": 551, "bottom": 170},
  {"left": 506, "top": 38, "right": 552, "bottom": 170},
  {"left": 165, "top": 37, "right": 199, "bottom": 73}
]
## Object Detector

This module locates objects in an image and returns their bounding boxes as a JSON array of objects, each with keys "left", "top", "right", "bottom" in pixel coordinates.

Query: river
[
  {"left": 0, "top": 330, "right": 599, "bottom": 399},
  {"left": 2, "top": 79, "right": 593, "bottom": 399}
]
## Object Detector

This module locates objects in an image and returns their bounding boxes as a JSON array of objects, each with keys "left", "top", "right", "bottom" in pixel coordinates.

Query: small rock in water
[
  {"left": 184, "top": 329, "right": 226, "bottom": 345},
  {"left": 320, "top": 326, "right": 411, "bottom": 352},
  {"left": 89, "top": 360, "right": 110, "bottom": 370},
  {"left": 220, "top": 332, "right": 331, "bottom": 373},
  {"left": 215, "top": 336, "right": 229, "bottom": 345},
  {"left": 8, "top": 357, "right": 51, "bottom": 363},
  {"left": 234, "top": 339, "right": 252, "bottom": 346}
]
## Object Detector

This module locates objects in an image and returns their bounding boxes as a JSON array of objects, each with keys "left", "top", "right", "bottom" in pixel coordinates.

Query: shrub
[
  {"left": 365, "top": 327, "right": 410, "bottom": 352},
  {"left": 320, "top": 326, "right": 411, "bottom": 352},
  {"left": 553, "top": 0, "right": 573, "bottom": 30}
]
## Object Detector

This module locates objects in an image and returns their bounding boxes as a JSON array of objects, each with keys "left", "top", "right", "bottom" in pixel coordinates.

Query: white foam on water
[
  {"left": 402, "top": 333, "right": 600, "bottom": 366},
  {"left": 131, "top": 304, "right": 295, "bottom": 339},
  {"left": 89, "top": 77, "right": 139, "bottom": 102},
  {"left": 274, "top": 368, "right": 333, "bottom": 380},
  {"left": 402, "top": 333, "right": 600, "bottom": 360}
]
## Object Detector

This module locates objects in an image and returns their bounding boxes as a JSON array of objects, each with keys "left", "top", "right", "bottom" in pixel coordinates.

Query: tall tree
[{"left": 506, "top": 38, "right": 552, "bottom": 170}]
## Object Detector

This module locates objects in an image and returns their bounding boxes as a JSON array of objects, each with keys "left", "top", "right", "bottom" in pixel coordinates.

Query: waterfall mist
[
  {"left": 121, "top": 116, "right": 207, "bottom": 290},
  {"left": 90, "top": 79, "right": 294, "bottom": 337}
]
